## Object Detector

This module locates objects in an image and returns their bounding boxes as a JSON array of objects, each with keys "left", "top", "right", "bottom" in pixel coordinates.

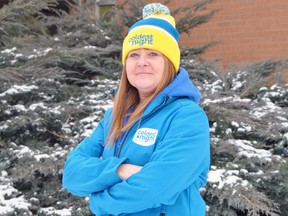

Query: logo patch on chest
[{"left": 133, "top": 128, "right": 158, "bottom": 146}]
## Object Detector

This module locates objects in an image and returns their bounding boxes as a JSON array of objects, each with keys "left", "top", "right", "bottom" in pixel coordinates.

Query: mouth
[{"left": 136, "top": 72, "right": 151, "bottom": 75}]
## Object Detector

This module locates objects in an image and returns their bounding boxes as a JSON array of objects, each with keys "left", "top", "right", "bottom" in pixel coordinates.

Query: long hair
[{"left": 106, "top": 56, "right": 176, "bottom": 146}]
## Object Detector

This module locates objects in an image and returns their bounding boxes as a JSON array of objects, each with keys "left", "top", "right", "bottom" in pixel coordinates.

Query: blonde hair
[{"left": 107, "top": 56, "right": 176, "bottom": 145}]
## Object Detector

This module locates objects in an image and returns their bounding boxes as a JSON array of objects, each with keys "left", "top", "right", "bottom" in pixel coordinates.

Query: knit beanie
[{"left": 122, "top": 3, "right": 180, "bottom": 72}]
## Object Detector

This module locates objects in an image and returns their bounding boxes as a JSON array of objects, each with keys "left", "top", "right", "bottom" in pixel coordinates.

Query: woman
[{"left": 63, "top": 3, "right": 210, "bottom": 216}]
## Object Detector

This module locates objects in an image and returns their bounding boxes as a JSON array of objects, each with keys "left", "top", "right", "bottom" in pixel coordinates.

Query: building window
[{"left": 95, "top": 0, "right": 116, "bottom": 18}]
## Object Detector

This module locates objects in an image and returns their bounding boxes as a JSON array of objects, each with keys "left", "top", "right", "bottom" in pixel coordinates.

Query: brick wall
[{"left": 118, "top": 0, "right": 288, "bottom": 82}]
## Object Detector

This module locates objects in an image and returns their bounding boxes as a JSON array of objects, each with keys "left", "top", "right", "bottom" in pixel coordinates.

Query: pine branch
[{"left": 0, "top": 0, "right": 67, "bottom": 47}]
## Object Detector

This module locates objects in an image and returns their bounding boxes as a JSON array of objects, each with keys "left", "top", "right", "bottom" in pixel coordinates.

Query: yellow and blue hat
[{"left": 122, "top": 3, "right": 180, "bottom": 72}]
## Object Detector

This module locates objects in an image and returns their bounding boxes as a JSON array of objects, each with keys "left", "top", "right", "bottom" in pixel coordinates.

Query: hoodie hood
[{"left": 160, "top": 67, "right": 202, "bottom": 103}]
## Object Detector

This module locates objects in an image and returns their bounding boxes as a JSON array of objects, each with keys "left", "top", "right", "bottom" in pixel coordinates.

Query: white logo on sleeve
[{"left": 133, "top": 128, "right": 158, "bottom": 146}]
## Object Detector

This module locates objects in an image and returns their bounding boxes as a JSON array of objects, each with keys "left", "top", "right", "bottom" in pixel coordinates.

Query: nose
[{"left": 137, "top": 54, "right": 148, "bottom": 67}]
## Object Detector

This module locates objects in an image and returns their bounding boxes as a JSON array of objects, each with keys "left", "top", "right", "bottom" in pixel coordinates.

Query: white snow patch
[
  {"left": 1, "top": 47, "right": 17, "bottom": 54},
  {"left": 40, "top": 207, "right": 72, "bottom": 216},
  {"left": 34, "top": 154, "right": 50, "bottom": 161},
  {"left": 14, "top": 145, "right": 34, "bottom": 158},
  {"left": 230, "top": 139, "right": 272, "bottom": 161},
  {"left": 208, "top": 169, "right": 250, "bottom": 190},
  {"left": 29, "top": 102, "right": 48, "bottom": 111},
  {"left": 0, "top": 171, "right": 31, "bottom": 215},
  {"left": 0, "top": 85, "right": 38, "bottom": 97}
]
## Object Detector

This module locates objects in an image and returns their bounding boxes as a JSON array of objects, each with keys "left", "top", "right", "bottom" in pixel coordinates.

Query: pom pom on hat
[
  {"left": 142, "top": 3, "right": 170, "bottom": 18},
  {"left": 122, "top": 3, "right": 180, "bottom": 72}
]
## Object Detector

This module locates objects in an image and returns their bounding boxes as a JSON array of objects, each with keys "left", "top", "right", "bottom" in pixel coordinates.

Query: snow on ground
[
  {"left": 0, "top": 171, "right": 31, "bottom": 215},
  {"left": 0, "top": 142, "right": 71, "bottom": 215}
]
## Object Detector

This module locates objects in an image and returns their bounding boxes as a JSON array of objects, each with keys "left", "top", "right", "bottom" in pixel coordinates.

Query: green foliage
[
  {"left": 225, "top": 60, "right": 288, "bottom": 98},
  {"left": 207, "top": 137, "right": 284, "bottom": 215},
  {"left": 46, "top": 47, "right": 122, "bottom": 82},
  {"left": 0, "top": 0, "right": 122, "bottom": 83},
  {"left": 253, "top": 160, "right": 288, "bottom": 215},
  {"left": 196, "top": 59, "right": 288, "bottom": 215},
  {"left": 99, "top": 0, "right": 145, "bottom": 42},
  {"left": 205, "top": 184, "right": 281, "bottom": 216},
  {"left": 0, "top": 0, "right": 63, "bottom": 47}
]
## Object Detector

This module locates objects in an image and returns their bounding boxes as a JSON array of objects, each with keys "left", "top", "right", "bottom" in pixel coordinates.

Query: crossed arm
[{"left": 116, "top": 164, "right": 143, "bottom": 180}]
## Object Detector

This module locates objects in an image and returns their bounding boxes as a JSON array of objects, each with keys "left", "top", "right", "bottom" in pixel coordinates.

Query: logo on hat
[{"left": 128, "top": 34, "right": 154, "bottom": 46}]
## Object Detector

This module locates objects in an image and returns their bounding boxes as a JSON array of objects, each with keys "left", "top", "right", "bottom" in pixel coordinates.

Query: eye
[
  {"left": 128, "top": 52, "right": 139, "bottom": 58},
  {"left": 149, "top": 51, "right": 159, "bottom": 56}
]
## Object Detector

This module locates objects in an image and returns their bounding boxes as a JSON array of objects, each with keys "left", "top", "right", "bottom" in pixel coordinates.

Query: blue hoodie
[{"left": 62, "top": 67, "right": 210, "bottom": 216}]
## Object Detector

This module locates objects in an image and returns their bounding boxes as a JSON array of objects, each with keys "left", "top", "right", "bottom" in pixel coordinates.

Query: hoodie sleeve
[
  {"left": 62, "top": 110, "right": 127, "bottom": 197},
  {"left": 89, "top": 104, "right": 210, "bottom": 215}
]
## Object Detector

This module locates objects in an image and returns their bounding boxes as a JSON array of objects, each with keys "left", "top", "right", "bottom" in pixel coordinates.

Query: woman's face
[{"left": 125, "top": 48, "right": 165, "bottom": 101}]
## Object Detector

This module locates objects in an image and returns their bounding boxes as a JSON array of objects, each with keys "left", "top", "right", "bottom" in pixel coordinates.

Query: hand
[{"left": 117, "top": 164, "right": 143, "bottom": 180}]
